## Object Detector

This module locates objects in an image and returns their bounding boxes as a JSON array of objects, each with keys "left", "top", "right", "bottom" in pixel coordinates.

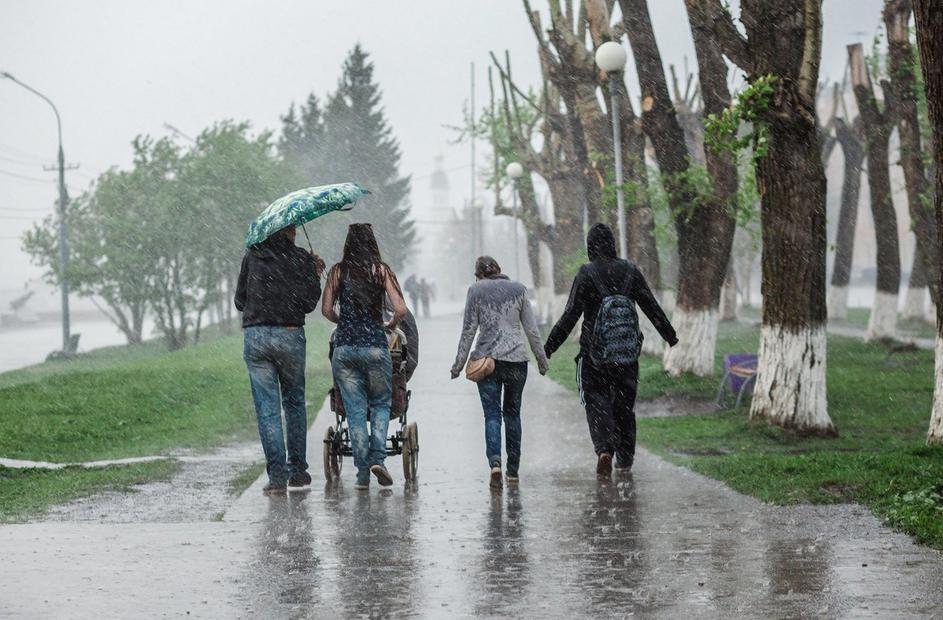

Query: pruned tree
[
  {"left": 885, "top": 0, "right": 940, "bottom": 318},
  {"left": 521, "top": 0, "right": 666, "bottom": 356},
  {"left": 911, "top": 0, "right": 943, "bottom": 444},
  {"left": 849, "top": 43, "right": 901, "bottom": 340},
  {"left": 605, "top": 0, "right": 737, "bottom": 376},
  {"left": 522, "top": 1, "right": 605, "bottom": 228},
  {"left": 486, "top": 55, "right": 567, "bottom": 292},
  {"left": 827, "top": 116, "right": 865, "bottom": 320},
  {"left": 699, "top": 0, "right": 835, "bottom": 434}
]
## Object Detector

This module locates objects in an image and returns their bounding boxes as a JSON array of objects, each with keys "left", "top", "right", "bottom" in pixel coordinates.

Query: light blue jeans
[
  {"left": 332, "top": 345, "right": 393, "bottom": 474},
  {"left": 243, "top": 325, "right": 308, "bottom": 486}
]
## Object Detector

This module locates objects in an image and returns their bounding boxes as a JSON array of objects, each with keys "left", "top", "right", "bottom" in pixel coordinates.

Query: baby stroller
[{"left": 323, "top": 327, "right": 419, "bottom": 484}]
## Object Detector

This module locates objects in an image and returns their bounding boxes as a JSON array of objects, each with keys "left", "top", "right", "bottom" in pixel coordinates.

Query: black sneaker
[
  {"left": 262, "top": 482, "right": 287, "bottom": 495},
  {"left": 614, "top": 456, "right": 634, "bottom": 471},
  {"left": 288, "top": 472, "right": 312, "bottom": 489},
  {"left": 370, "top": 464, "right": 393, "bottom": 487},
  {"left": 596, "top": 453, "right": 613, "bottom": 479}
]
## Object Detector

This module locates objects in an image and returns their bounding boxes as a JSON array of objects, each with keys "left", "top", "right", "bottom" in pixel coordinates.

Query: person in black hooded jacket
[
  {"left": 234, "top": 225, "right": 325, "bottom": 494},
  {"left": 544, "top": 223, "right": 677, "bottom": 477}
]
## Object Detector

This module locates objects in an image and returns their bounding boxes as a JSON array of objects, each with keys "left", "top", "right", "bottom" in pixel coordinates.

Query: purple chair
[{"left": 716, "top": 353, "right": 758, "bottom": 408}]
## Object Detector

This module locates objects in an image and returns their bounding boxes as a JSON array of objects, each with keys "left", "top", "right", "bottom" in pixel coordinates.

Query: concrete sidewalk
[{"left": 2, "top": 314, "right": 942, "bottom": 618}]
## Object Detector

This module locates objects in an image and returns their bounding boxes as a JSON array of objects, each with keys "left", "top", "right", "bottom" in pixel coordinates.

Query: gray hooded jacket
[{"left": 451, "top": 274, "right": 549, "bottom": 376}]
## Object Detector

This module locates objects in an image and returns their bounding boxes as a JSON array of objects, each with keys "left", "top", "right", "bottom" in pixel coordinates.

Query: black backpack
[{"left": 587, "top": 263, "right": 642, "bottom": 368}]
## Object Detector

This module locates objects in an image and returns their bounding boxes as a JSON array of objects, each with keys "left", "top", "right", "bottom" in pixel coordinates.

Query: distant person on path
[
  {"left": 234, "top": 225, "right": 325, "bottom": 495},
  {"left": 451, "top": 256, "right": 549, "bottom": 489},
  {"left": 403, "top": 274, "right": 420, "bottom": 313},
  {"left": 544, "top": 224, "right": 677, "bottom": 478},
  {"left": 419, "top": 277, "right": 434, "bottom": 318},
  {"left": 322, "top": 223, "right": 407, "bottom": 490}
]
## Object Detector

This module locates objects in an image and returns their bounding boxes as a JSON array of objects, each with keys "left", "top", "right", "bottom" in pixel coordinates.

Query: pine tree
[{"left": 280, "top": 45, "right": 415, "bottom": 269}]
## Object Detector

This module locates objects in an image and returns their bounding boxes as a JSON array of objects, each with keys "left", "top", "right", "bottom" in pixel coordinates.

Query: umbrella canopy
[{"left": 245, "top": 182, "right": 370, "bottom": 247}]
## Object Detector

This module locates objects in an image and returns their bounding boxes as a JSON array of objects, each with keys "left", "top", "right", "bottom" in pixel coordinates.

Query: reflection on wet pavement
[{"left": 2, "top": 315, "right": 942, "bottom": 618}]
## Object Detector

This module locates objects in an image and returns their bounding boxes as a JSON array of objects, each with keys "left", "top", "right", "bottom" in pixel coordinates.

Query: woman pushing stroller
[{"left": 322, "top": 223, "right": 408, "bottom": 490}]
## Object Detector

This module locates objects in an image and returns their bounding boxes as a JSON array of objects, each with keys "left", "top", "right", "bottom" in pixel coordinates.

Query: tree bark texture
[
  {"left": 849, "top": 43, "right": 901, "bottom": 340},
  {"left": 912, "top": 0, "right": 943, "bottom": 444},
  {"left": 885, "top": 0, "right": 940, "bottom": 306},
  {"left": 621, "top": 0, "right": 736, "bottom": 376},
  {"left": 703, "top": 0, "right": 834, "bottom": 434},
  {"left": 828, "top": 117, "right": 864, "bottom": 320}
]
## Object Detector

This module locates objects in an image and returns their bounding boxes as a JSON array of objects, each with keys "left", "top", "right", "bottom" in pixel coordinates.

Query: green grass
[
  {"left": 0, "top": 321, "right": 332, "bottom": 520},
  {"left": 0, "top": 460, "right": 181, "bottom": 522},
  {"left": 740, "top": 305, "right": 936, "bottom": 340},
  {"left": 228, "top": 461, "right": 266, "bottom": 495},
  {"left": 547, "top": 321, "right": 943, "bottom": 549},
  {"left": 0, "top": 322, "right": 333, "bottom": 462}
]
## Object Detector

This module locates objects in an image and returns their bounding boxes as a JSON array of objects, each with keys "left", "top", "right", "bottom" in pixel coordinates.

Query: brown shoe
[
  {"left": 489, "top": 466, "right": 503, "bottom": 489},
  {"left": 596, "top": 453, "right": 613, "bottom": 479},
  {"left": 262, "top": 482, "right": 287, "bottom": 495}
]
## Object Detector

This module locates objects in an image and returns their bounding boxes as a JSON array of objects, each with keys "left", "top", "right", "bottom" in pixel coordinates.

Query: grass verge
[
  {"left": 228, "top": 462, "right": 266, "bottom": 496},
  {"left": 546, "top": 320, "right": 943, "bottom": 549},
  {"left": 0, "top": 320, "right": 332, "bottom": 520},
  {"left": 0, "top": 460, "right": 181, "bottom": 522}
]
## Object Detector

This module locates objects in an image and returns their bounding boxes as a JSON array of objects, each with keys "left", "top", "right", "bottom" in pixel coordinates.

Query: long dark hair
[{"left": 341, "top": 223, "right": 385, "bottom": 287}]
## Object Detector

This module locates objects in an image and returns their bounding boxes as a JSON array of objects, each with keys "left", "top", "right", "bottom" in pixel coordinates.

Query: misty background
[{"left": 0, "top": 0, "right": 885, "bottom": 358}]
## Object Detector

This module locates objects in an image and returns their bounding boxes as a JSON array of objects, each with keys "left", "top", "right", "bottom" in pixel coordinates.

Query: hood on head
[{"left": 587, "top": 223, "right": 617, "bottom": 261}]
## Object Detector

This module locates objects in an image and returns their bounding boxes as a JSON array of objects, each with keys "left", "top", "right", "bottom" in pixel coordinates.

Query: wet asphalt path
[{"left": 2, "top": 314, "right": 942, "bottom": 618}]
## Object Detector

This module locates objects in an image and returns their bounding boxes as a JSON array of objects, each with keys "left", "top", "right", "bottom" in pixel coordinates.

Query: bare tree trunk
[
  {"left": 828, "top": 117, "right": 864, "bottom": 320},
  {"left": 704, "top": 0, "right": 835, "bottom": 434},
  {"left": 903, "top": 243, "right": 930, "bottom": 320},
  {"left": 621, "top": 0, "right": 736, "bottom": 377},
  {"left": 912, "top": 0, "right": 943, "bottom": 444},
  {"left": 720, "top": 259, "right": 738, "bottom": 321},
  {"left": 886, "top": 0, "right": 940, "bottom": 306},
  {"left": 850, "top": 43, "right": 901, "bottom": 341}
]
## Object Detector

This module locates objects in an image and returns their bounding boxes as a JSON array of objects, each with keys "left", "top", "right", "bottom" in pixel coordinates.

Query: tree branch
[
  {"left": 693, "top": 0, "right": 754, "bottom": 73},
  {"left": 798, "top": 0, "right": 824, "bottom": 107}
]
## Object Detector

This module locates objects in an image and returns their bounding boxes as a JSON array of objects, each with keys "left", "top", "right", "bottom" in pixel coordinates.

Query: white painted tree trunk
[
  {"left": 901, "top": 286, "right": 928, "bottom": 321},
  {"left": 930, "top": 334, "right": 943, "bottom": 444},
  {"left": 827, "top": 285, "right": 849, "bottom": 320},
  {"left": 867, "top": 291, "right": 898, "bottom": 340},
  {"left": 663, "top": 307, "right": 718, "bottom": 376},
  {"left": 925, "top": 300, "right": 937, "bottom": 326},
  {"left": 750, "top": 324, "right": 834, "bottom": 434},
  {"left": 640, "top": 317, "right": 664, "bottom": 356}
]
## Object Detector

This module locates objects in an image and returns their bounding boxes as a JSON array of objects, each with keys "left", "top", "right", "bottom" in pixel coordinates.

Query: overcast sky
[{"left": 0, "top": 0, "right": 884, "bottom": 294}]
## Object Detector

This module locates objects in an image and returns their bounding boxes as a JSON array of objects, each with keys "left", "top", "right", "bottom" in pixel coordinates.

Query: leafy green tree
[
  {"left": 281, "top": 45, "right": 414, "bottom": 268},
  {"left": 23, "top": 165, "right": 155, "bottom": 344}
]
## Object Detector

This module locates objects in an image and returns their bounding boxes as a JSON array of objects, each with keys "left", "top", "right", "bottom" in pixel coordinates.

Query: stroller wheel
[
  {"left": 323, "top": 425, "right": 342, "bottom": 481},
  {"left": 401, "top": 422, "right": 419, "bottom": 483}
]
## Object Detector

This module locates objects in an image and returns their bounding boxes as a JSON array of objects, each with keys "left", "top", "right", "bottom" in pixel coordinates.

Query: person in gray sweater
[{"left": 451, "top": 256, "right": 549, "bottom": 489}]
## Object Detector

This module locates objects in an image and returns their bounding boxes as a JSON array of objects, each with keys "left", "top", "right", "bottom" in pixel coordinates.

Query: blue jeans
[
  {"left": 332, "top": 345, "right": 392, "bottom": 474},
  {"left": 476, "top": 360, "right": 528, "bottom": 475},
  {"left": 244, "top": 325, "right": 308, "bottom": 486}
]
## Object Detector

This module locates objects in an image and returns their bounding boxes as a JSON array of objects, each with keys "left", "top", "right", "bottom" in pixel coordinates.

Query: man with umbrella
[{"left": 235, "top": 182, "right": 367, "bottom": 494}]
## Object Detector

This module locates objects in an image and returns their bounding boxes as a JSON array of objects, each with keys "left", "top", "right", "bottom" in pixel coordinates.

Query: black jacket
[
  {"left": 234, "top": 235, "right": 322, "bottom": 328},
  {"left": 545, "top": 224, "right": 677, "bottom": 358}
]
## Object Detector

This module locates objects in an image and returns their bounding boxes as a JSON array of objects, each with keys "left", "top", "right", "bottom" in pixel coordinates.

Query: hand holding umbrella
[{"left": 245, "top": 182, "right": 371, "bottom": 251}]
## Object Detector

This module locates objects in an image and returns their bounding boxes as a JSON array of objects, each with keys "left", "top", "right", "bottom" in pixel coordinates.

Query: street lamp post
[
  {"left": 594, "top": 42, "right": 629, "bottom": 260},
  {"left": 1, "top": 71, "right": 71, "bottom": 352},
  {"left": 505, "top": 162, "right": 524, "bottom": 280}
]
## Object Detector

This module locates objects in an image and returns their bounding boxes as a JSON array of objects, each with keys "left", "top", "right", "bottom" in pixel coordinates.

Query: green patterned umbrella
[{"left": 245, "top": 182, "right": 370, "bottom": 248}]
